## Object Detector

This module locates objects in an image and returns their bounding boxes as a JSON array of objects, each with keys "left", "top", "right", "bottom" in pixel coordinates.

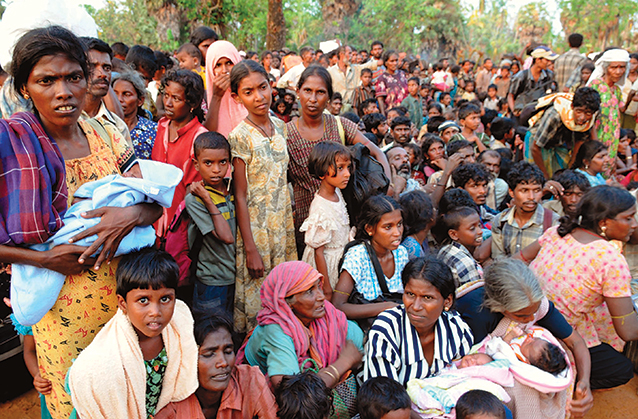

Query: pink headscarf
[
  {"left": 257, "top": 261, "right": 348, "bottom": 368},
  {"left": 205, "top": 40, "right": 248, "bottom": 138}
]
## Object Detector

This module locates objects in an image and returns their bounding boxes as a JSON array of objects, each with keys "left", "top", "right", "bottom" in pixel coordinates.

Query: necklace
[
  {"left": 246, "top": 116, "right": 274, "bottom": 141},
  {"left": 580, "top": 228, "right": 604, "bottom": 240}
]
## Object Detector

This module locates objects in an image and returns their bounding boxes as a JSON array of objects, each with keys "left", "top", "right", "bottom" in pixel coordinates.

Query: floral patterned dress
[
  {"left": 529, "top": 227, "right": 632, "bottom": 352},
  {"left": 228, "top": 117, "right": 297, "bottom": 333},
  {"left": 375, "top": 70, "right": 409, "bottom": 109},
  {"left": 590, "top": 77, "right": 624, "bottom": 159},
  {"left": 32, "top": 120, "right": 136, "bottom": 418}
]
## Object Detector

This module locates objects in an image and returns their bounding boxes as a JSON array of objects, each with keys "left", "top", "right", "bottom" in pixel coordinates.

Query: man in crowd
[
  {"left": 508, "top": 46, "right": 558, "bottom": 116},
  {"left": 328, "top": 45, "right": 379, "bottom": 112},
  {"left": 277, "top": 46, "right": 316, "bottom": 89},
  {"left": 555, "top": 33, "right": 587, "bottom": 92}
]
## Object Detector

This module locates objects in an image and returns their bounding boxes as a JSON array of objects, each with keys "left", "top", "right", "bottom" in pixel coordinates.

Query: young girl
[
  {"left": 228, "top": 60, "right": 297, "bottom": 333},
  {"left": 399, "top": 190, "right": 434, "bottom": 259},
  {"left": 151, "top": 69, "right": 207, "bottom": 237},
  {"left": 300, "top": 142, "right": 352, "bottom": 299},
  {"left": 332, "top": 195, "right": 408, "bottom": 323}
]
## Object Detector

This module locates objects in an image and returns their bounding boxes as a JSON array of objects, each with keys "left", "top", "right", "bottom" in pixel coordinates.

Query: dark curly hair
[
  {"left": 399, "top": 190, "right": 434, "bottom": 237},
  {"left": 530, "top": 341, "right": 568, "bottom": 375},
  {"left": 552, "top": 169, "right": 590, "bottom": 193},
  {"left": 451, "top": 163, "right": 491, "bottom": 189},
  {"left": 572, "top": 87, "right": 601, "bottom": 113},
  {"left": 162, "top": 69, "right": 205, "bottom": 122},
  {"left": 275, "top": 371, "right": 333, "bottom": 419},
  {"left": 506, "top": 161, "right": 545, "bottom": 190}
]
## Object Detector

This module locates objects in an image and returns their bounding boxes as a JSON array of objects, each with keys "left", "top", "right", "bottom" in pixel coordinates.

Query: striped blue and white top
[{"left": 363, "top": 305, "right": 474, "bottom": 386}]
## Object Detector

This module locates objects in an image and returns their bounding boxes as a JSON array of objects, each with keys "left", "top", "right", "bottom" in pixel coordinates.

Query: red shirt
[{"left": 151, "top": 117, "right": 207, "bottom": 236}]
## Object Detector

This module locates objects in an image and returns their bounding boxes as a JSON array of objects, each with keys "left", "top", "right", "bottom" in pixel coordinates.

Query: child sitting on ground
[
  {"left": 185, "top": 132, "right": 237, "bottom": 315},
  {"left": 399, "top": 190, "right": 434, "bottom": 259},
  {"left": 357, "top": 376, "right": 412, "bottom": 419},
  {"left": 275, "top": 371, "right": 333, "bottom": 419},
  {"left": 455, "top": 390, "right": 507, "bottom": 419},
  {"left": 68, "top": 247, "right": 198, "bottom": 419}
]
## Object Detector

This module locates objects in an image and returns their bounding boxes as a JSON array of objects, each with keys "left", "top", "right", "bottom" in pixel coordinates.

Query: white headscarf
[{"left": 587, "top": 48, "right": 630, "bottom": 87}]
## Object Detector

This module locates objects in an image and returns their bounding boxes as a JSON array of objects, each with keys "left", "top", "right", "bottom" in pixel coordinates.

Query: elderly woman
[
  {"left": 456, "top": 258, "right": 594, "bottom": 418},
  {"left": 0, "top": 26, "right": 160, "bottom": 418},
  {"left": 155, "top": 312, "right": 277, "bottom": 419},
  {"left": 523, "top": 186, "right": 638, "bottom": 391},
  {"left": 587, "top": 48, "right": 630, "bottom": 160},
  {"left": 112, "top": 71, "right": 157, "bottom": 159},
  {"left": 242, "top": 261, "right": 363, "bottom": 388},
  {"left": 363, "top": 256, "right": 473, "bottom": 386}
]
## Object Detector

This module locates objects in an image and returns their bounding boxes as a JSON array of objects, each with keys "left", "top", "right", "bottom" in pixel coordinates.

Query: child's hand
[
  {"left": 33, "top": 373, "right": 52, "bottom": 395},
  {"left": 190, "top": 181, "right": 210, "bottom": 201},
  {"left": 503, "top": 326, "right": 524, "bottom": 343}
]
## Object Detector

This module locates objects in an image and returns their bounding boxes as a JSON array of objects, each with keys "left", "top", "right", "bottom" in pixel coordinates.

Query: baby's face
[
  {"left": 381, "top": 408, "right": 411, "bottom": 419},
  {"left": 459, "top": 353, "right": 493, "bottom": 369},
  {"left": 521, "top": 337, "right": 547, "bottom": 363}
]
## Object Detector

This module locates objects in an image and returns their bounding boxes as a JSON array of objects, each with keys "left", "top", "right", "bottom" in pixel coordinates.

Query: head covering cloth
[{"left": 587, "top": 48, "right": 630, "bottom": 87}]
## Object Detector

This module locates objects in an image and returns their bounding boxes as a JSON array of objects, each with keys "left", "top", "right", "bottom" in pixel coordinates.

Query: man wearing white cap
[{"left": 508, "top": 46, "right": 558, "bottom": 116}]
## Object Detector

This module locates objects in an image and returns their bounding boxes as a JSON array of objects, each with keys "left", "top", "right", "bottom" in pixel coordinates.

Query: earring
[
  {"left": 584, "top": 164, "right": 589, "bottom": 170},
  {"left": 601, "top": 226, "right": 607, "bottom": 239},
  {"left": 444, "top": 306, "right": 450, "bottom": 312},
  {"left": 23, "top": 93, "right": 30, "bottom": 100}
]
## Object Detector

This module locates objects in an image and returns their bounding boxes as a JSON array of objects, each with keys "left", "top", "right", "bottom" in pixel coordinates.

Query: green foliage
[
  {"left": 86, "top": 0, "right": 160, "bottom": 47},
  {"left": 463, "top": 0, "right": 520, "bottom": 61}
]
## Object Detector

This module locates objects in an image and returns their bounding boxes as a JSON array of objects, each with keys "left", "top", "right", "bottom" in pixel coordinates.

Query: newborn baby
[{"left": 503, "top": 326, "right": 567, "bottom": 375}]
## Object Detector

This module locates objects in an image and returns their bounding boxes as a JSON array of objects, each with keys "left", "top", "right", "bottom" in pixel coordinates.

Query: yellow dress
[
  {"left": 32, "top": 120, "right": 135, "bottom": 418},
  {"left": 228, "top": 118, "right": 297, "bottom": 333}
]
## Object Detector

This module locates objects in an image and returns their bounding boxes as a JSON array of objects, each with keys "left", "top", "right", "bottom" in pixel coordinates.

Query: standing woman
[
  {"left": 375, "top": 50, "right": 409, "bottom": 116},
  {"left": 112, "top": 71, "right": 157, "bottom": 159},
  {"left": 587, "top": 49, "right": 630, "bottom": 160},
  {"left": 190, "top": 26, "right": 219, "bottom": 64},
  {"left": 285, "top": 65, "right": 391, "bottom": 253},
  {"left": 204, "top": 40, "right": 248, "bottom": 138},
  {"left": 1, "top": 26, "right": 161, "bottom": 418}
]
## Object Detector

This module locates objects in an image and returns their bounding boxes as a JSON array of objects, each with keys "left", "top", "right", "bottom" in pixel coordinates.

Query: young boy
[
  {"left": 451, "top": 103, "right": 489, "bottom": 153},
  {"left": 352, "top": 68, "right": 376, "bottom": 116},
  {"left": 175, "top": 43, "right": 206, "bottom": 88},
  {"left": 437, "top": 206, "right": 484, "bottom": 287},
  {"left": 186, "top": 132, "right": 236, "bottom": 314},
  {"left": 542, "top": 169, "right": 590, "bottom": 217},
  {"left": 68, "top": 247, "right": 198, "bottom": 418},
  {"left": 484, "top": 83, "right": 500, "bottom": 111},
  {"left": 438, "top": 120, "right": 461, "bottom": 143},
  {"left": 362, "top": 112, "right": 389, "bottom": 145},
  {"left": 401, "top": 76, "right": 423, "bottom": 130},
  {"left": 357, "top": 376, "right": 412, "bottom": 419},
  {"left": 359, "top": 98, "right": 380, "bottom": 116},
  {"left": 452, "top": 163, "right": 498, "bottom": 222},
  {"left": 491, "top": 162, "right": 558, "bottom": 258},
  {"left": 275, "top": 371, "right": 333, "bottom": 419},
  {"left": 489, "top": 117, "right": 515, "bottom": 150},
  {"left": 455, "top": 390, "right": 506, "bottom": 419}
]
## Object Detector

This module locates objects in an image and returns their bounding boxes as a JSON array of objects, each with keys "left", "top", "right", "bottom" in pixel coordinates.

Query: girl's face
[
  {"left": 323, "top": 155, "right": 351, "bottom": 190},
  {"left": 405, "top": 148, "right": 417, "bottom": 166},
  {"left": 197, "top": 328, "right": 235, "bottom": 394},
  {"left": 403, "top": 278, "right": 452, "bottom": 334},
  {"left": 586, "top": 149, "right": 610, "bottom": 174},
  {"left": 298, "top": 75, "right": 330, "bottom": 117},
  {"left": 113, "top": 79, "right": 142, "bottom": 119},
  {"left": 213, "top": 57, "right": 234, "bottom": 77},
  {"left": 262, "top": 53, "right": 272, "bottom": 68},
  {"left": 277, "top": 102, "right": 287, "bottom": 114},
  {"left": 511, "top": 63, "right": 520, "bottom": 74},
  {"left": 365, "top": 209, "right": 403, "bottom": 251},
  {"left": 603, "top": 206, "right": 638, "bottom": 242},
  {"left": 428, "top": 107, "right": 441, "bottom": 118},
  {"left": 427, "top": 141, "right": 446, "bottom": 161},
  {"left": 580, "top": 69, "right": 592, "bottom": 84},
  {"left": 163, "top": 81, "right": 192, "bottom": 123},
  {"left": 231, "top": 71, "right": 271, "bottom": 116},
  {"left": 25, "top": 54, "right": 87, "bottom": 133},
  {"left": 197, "top": 38, "right": 215, "bottom": 62}
]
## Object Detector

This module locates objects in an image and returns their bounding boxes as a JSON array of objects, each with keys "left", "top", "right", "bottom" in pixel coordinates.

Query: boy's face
[
  {"left": 510, "top": 181, "right": 543, "bottom": 214},
  {"left": 361, "top": 72, "right": 372, "bottom": 87},
  {"left": 364, "top": 102, "right": 379, "bottom": 114},
  {"left": 117, "top": 287, "right": 176, "bottom": 340},
  {"left": 462, "top": 112, "right": 481, "bottom": 131},
  {"left": 449, "top": 211, "right": 483, "bottom": 249},
  {"left": 420, "top": 87, "right": 430, "bottom": 98},
  {"left": 194, "top": 148, "right": 230, "bottom": 189},
  {"left": 464, "top": 179, "right": 488, "bottom": 206},
  {"left": 441, "top": 95, "right": 451, "bottom": 106},
  {"left": 380, "top": 408, "right": 412, "bottom": 419},
  {"left": 560, "top": 186, "right": 585, "bottom": 216},
  {"left": 176, "top": 51, "right": 199, "bottom": 71},
  {"left": 488, "top": 87, "right": 497, "bottom": 98},
  {"left": 465, "top": 83, "right": 475, "bottom": 92},
  {"left": 407, "top": 80, "right": 419, "bottom": 96}
]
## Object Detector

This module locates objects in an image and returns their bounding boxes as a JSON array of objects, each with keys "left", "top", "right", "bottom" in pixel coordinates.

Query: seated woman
[
  {"left": 571, "top": 140, "right": 611, "bottom": 186},
  {"left": 242, "top": 261, "right": 363, "bottom": 388},
  {"left": 419, "top": 134, "right": 447, "bottom": 180},
  {"left": 155, "top": 311, "right": 277, "bottom": 419},
  {"left": 526, "top": 186, "right": 638, "bottom": 390},
  {"left": 455, "top": 258, "right": 594, "bottom": 419},
  {"left": 363, "top": 256, "right": 474, "bottom": 386}
]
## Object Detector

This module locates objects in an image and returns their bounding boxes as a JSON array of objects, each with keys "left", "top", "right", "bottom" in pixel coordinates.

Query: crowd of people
[{"left": 1, "top": 23, "right": 638, "bottom": 419}]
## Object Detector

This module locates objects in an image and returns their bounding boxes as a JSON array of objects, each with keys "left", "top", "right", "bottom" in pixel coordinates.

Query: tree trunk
[
  {"left": 267, "top": 0, "right": 286, "bottom": 50},
  {"left": 150, "top": 3, "right": 185, "bottom": 44},
  {"left": 321, "top": 0, "right": 359, "bottom": 39}
]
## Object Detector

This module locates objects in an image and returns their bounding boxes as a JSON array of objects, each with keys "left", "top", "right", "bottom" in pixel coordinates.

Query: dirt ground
[{"left": 1, "top": 375, "right": 637, "bottom": 418}]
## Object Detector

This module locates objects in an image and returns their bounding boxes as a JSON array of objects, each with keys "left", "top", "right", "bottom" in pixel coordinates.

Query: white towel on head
[{"left": 587, "top": 48, "right": 630, "bottom": 87}]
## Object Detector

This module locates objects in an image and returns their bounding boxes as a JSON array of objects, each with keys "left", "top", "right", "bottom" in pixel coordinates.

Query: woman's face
[
  {"left": 502, "top": 300, "right": 541, "bottom": 324},
  {"left": 214, "top": 57, "right": 234, "bottom": 77},
  {"left": 289, "top": 279, "right": 326, "bottom": 327},
  {"left": 163, "top": 81, "right": 191, "bottom": 123},
  {"left": 198, "top": 38, "right": 215, "bottom": 62},
  {"left": 606, "top": 61, "right": 627, "bottom": 84},
  {"left": 428, "top": 107, "right": 441, "bottom": 118},
  {"left": 365, "top": 209, "right": 403, "bottom": 251},
  {"left": 403, "top": 278, "right": 452, "bottom": 333},
  {"left": 586, "top": 149, "right": 610, "bottom": 174},
  {"left": 262, "top": 53, "right": 272, "bottom": 68},
  {"left": 385, "top": 54, "right": 399, "bottom": 73},
  {"left": 603, "top": 206, "right": 638, "bottom": 242},
  {"left": 427, "top": 141, "right": 445, "bottom": 162},
  {"left": 25, "top": 53, "right": 87, "bottom": 132},
  {"left": 197, "top": 328, "right": 235, "bottom": 394},
  {"left": 298, "top": 75, "right": 330, "bottom": 118},
  {"left": 511, "top": 63, "right": 520, "bottom": 74},
  {"left": 112, "top": 79, "right": 141, "bottom": 119}
]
